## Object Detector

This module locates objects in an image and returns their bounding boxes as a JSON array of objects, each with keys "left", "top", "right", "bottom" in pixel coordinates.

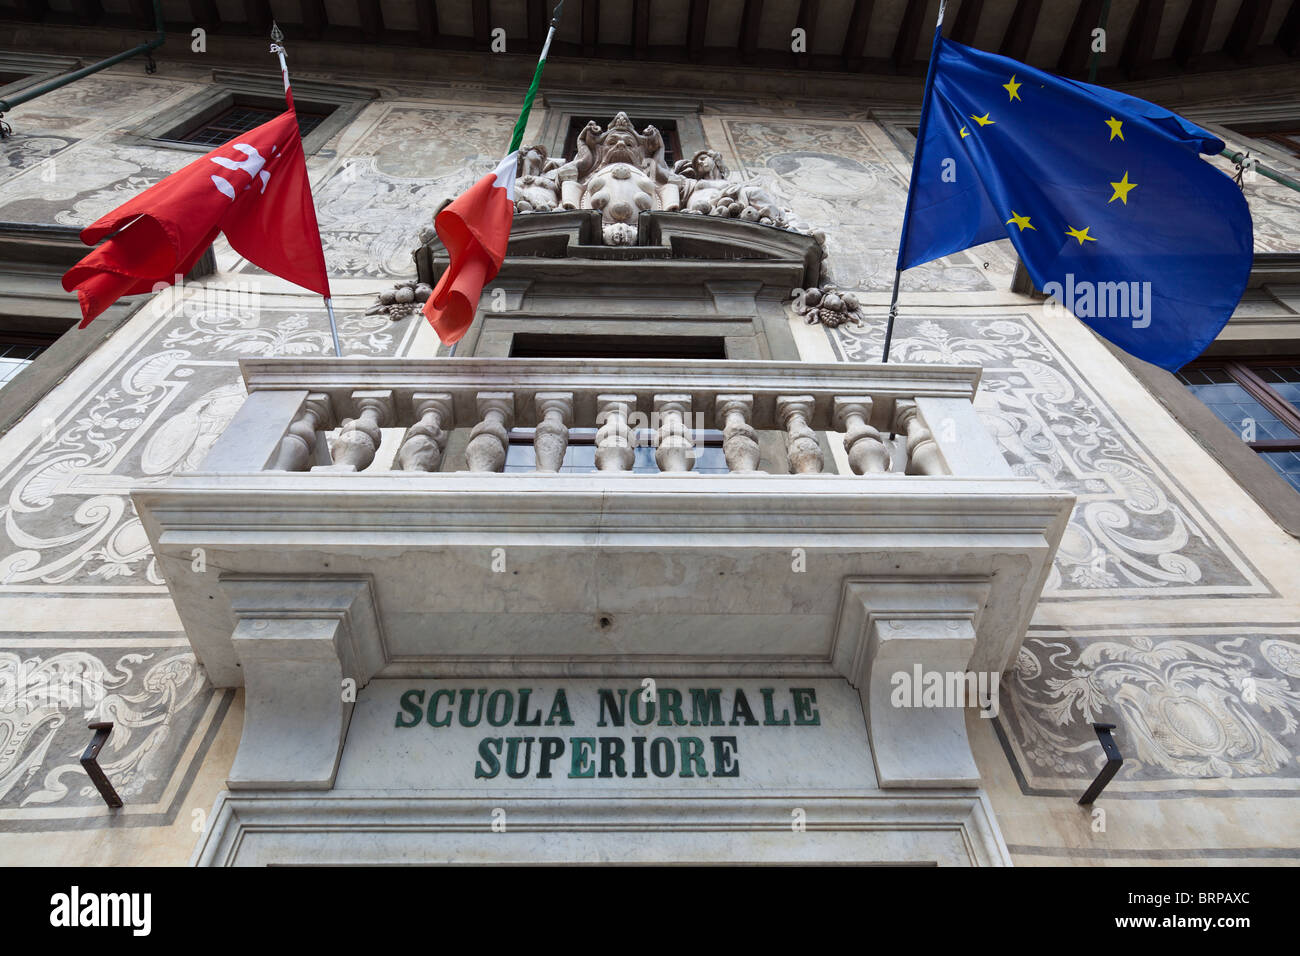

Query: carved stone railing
[
  {"left": 195, "top": 358, "right": 1011, "bottom": 479},
  {"left": 135, "top": 356, "right": 1073, "bottom": 798}
]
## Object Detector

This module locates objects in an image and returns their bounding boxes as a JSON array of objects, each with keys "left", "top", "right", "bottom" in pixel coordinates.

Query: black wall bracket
[
  {"left": 1078, "top": 722, "right": 1123, "bottom": 805},
  {"left": 80, "top": 721, "right": 123, "bottom": 809}
]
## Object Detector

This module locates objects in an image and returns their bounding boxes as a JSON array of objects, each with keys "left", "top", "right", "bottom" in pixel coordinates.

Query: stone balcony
[{"left": 134, "top": 357, "right": 1073, "bottom": 795}]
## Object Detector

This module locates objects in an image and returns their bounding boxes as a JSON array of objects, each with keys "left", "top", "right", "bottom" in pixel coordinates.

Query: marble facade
[{"left": 1, "top": 48, "right": 1299, "bottom": 865}]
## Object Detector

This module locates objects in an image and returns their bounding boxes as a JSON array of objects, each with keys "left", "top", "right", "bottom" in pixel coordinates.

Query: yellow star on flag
[
  {"left": 1005, "top": 211, "right": 1036, "bottom": 231},
  {"left": 970, "top": 113, "right": 995, "bottom": 127},
  {"left": 960, "top": 126, "right": 969, "bottom": 139},
  {"left": 1105, "top": 116, "right": 1124, "bottom": 141},
  {"left": 1003, "top": 75, "right": 1022, "bottom": 101},
  {"left": 1066, "top": 225, "right": 1097, "bottom": 245},
  {"left": 1109, "top": 171, "right": 1138, "bottom": 204}
]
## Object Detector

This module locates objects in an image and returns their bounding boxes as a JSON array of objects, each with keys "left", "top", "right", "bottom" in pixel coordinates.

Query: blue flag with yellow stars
[{"left": 898, "top": 37, "right": 1253, "bottom": 371}]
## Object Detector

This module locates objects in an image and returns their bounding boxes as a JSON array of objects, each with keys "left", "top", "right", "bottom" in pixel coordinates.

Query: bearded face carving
[{"left": 504, "top": 113, "right": 818, "bottom": 247}]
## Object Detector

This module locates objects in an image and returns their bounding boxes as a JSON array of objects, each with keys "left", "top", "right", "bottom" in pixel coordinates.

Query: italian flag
[
  {"left": 422, "top": 1, "right": 562, "bottom": 346},
  {"left": 421, "top": 152, "right": 517, "bottom": 345}
]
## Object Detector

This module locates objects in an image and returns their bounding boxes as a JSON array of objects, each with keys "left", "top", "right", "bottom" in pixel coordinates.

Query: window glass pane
[
  {"left": 1175, "top": 369, "right": 1299, "bottom": 441},
  {"left": 0, "top": 342, "right": 43, "bottom": 388},
  {"left": 1253, "top": 365, "right": 1300, "bottom": 409},
  {"left": 181, "top": 106, "right": 326, "bottom": 147},
  {"left": 1259, "top": 450, "right": 1300, "bottom": 493}
]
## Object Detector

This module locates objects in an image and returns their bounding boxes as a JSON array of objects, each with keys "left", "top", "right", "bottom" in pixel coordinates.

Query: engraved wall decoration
[
  {"left": 0, "top": 635, "right": 232, "bottom": 828},
  {"left": 0, "top": 294, "right": 419, "bottom": 593},
  {"left": 996, "top": 626, "right": 1300, "bottom": 794},
  {"left": 721, "top": 118, "right": 1011, "bottom": 293},
  {"left": 281, "top": 104, "right": 516, "bottom": 277},
  {"left": 828, "top": 312, "right": 1270, "bottom": 598}
]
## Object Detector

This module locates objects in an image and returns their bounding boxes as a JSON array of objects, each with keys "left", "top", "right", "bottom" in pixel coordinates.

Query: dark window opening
[
  {"left": 168, "top": 103, "right": 331, "bottom": 148},
  {"left": 1177, "top": 359, "right": 1300, "bottom": 493},
  {"left": 506, "top": 427, "right": 730, "bottom": 474},
  {"left": 562, "top": 116, "right": 682, "bottom": 167},
  {"left": 0, "top": 71, "right": 33, "bottom": 88},
  {"left": 510, "top": 334, "right": 727, "bottom": 360}
]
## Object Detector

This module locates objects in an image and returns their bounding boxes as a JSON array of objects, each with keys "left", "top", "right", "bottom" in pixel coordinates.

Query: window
[
  {"left": 1177, "top": 359, "right": 1300, "bottom": 493},
  {"left": 0, "top": 333, "right": 57, "bottom": 390},
  {"left": 562, "top": 116, "right": 682, "bottom": 166},
  {"left": 505, "top": 427, "right": 730, "bottom": 474},
  {"left": 510, "top": 333, "right": 726, "bottom": 359},
  {"left": 1225, "top": 123, "right": 1300, "bottom": 159},
  {"left": 168, "top": 104, "right": 329, "bottom": 148},
  {"left": 0, "top": 71, "right": 33, "bottom": 87}
]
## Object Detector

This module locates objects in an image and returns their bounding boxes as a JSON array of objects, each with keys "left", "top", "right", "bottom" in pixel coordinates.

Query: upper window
[
  {"left": 0, "top": 333, "right": 57, "bottom": 390},
  {"left": 167, "top": 104, "right": 329, "bottom": 148},
  {"left": 1177, "top": 359, "right": 1300, "bottom": 493},
  {"left": 0, "top": 71, "right": 33, "bottom": 88},
  {"left": 562, "top": 116, "right": 682, "bottom": 166},
  {"left": 1225, "top": 123, "right": 1300, "bottom": 159}
]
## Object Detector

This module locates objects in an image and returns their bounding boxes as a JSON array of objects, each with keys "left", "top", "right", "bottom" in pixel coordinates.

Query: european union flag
[{"left": 898, "top": 36, "right": 1253, "bottom": 372}]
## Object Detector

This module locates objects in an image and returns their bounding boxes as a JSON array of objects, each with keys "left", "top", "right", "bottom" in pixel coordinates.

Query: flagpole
[
  {"left": 883, "top": 0, "right": 947, "bottom": 364},
  {"left": 271, "top": 22, "right": 341, "bottom": 357},
  {"left": 507, "top": 1, "right": 564, "bottom": 158}
]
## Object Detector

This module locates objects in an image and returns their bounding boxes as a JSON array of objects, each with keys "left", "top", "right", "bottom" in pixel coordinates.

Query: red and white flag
[
  {"left": 63, "top": 109, "right": 330, "bottom": 327},
  {"left": 421, "top": 152, "right": 517, "bottom": 345}
]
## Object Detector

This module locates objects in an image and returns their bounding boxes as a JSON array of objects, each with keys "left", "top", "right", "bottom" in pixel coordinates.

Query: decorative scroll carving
[{"left": 789, "top": 283, "right": 864, "bottom": 328}]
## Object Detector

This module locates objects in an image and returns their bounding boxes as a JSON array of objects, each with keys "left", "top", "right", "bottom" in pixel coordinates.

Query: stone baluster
[
  {"left": 271, "top": 393, "right": 332, "bottom": 471},
  {"left": 465, "top": 392, "right": 515, "bottom": 473},
  {"left": 714, "top": 394, "right": 759, "bottom": 473},
  {"left": 894, "top": 399, "right": 945, "bottom": 476},
  {"left": 394, "top": 392, "right": 453, "bottom": 472},
  {"left": 321, "top": 390, "right": 393, "bottom": 473},
  {"left": 595, "top": 394, "right": 636, "bottom": 472},
  {"left": 833, "top": 396, "right": 890, "bottom": 475},
  {"left": 533, "top": 392, "right": 574, "bottom": 472},
  {"left": 776, "top": 395, "right": 823, "bottom": 474},
  {"left": 654, "top": 394, "right": 694, "bottom": 473}
]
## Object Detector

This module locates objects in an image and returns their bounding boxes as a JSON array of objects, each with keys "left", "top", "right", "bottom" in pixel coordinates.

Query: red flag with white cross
[{"left": 62, "top": 109, "right": 330, "bottom": 327}]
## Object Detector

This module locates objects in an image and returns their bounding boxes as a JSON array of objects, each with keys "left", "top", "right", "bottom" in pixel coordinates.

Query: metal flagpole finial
[{"left": 271, "top": 21, "right": 284, "bottom": 44}]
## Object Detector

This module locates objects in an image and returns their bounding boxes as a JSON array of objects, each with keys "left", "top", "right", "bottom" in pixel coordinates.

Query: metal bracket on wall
[
  {"left": 80, "top": 722, "right": 124, "bottom": 809},
  {"left": 1077, "top": 722, "right": 1123, "bottom": 805}
]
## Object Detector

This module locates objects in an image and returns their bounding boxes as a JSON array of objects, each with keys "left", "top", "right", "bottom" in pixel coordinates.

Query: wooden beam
[
  {"left": 527, "top": 0, "right": 545, "bottom": 49},
  {"left": 1279, "top": 0, "right": 1300, "bottom": 55},
  {"left": 841, "top": 0, "right": 873, "bottom": 67},
  {"left": 633, "top": 0, "right": 650, "bottom": 55},
  {"left": 892, "top": 0, "right": 929, "bottom": 71},
  {"left": 739, "top": 0, "right": 763, "bottom": 64},
  {"left": 795, "top": 0, "right": 820, "bottom": 66},
  {"left": 416, "top": 0, "right": 439, "bottom": 44},
  {"left": 1120, "top": 0, "right": 1164, "bottom": 78},
  {"left": 688, "top": 0, "right": 709, "bottom": 60},
  {"left": 582, "top": 0, "right": 599, "bottom": 55},
  {"left": 1057, "top": 0, "right": 1104, "bottom": 76},
  {"left": 357, "top": 0, "right": 383, "bottom": 39},
  {"left": 70, "top": 0, "right": 100, "bottom": 24},
  {"left": 999, "top": 0, "right": 1041, "bottom": 61},
  {"left": 243, "top": 0, "right": 272, "bottom": 35},
  {"left": 472, "top": 0, "right": 491, "bottom": 49},
  {"left": 128, "top": 0, "right": 152, "bottom": 28},
  {"left": 1174, "top": 0, "right": 1217, "bottom": 67},
  {"left": 1225, "top": 0, "right": 1273, "bottom": 61},
  {"left": 17, "top": 0, "right": 48, "bottom": 20},
  {"left": 950, "top": 0, "right": 983, "bottom": 45},
  {"left": 300, "top": 0, "right": 325, "bottom": 39}
]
